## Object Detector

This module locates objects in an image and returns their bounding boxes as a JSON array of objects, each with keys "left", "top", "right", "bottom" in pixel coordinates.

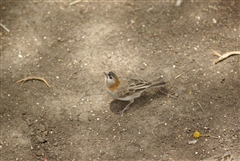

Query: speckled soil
[{"left": 0, "top": 1, "right": 239, "bottom": 161}]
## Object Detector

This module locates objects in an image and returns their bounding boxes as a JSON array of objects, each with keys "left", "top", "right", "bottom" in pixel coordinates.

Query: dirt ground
[{"left": 0, "top": 0, "right": 239, "bottom": 161}]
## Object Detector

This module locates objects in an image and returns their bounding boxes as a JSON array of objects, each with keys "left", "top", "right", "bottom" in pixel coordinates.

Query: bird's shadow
[{"left": 109, "top": 87, "right": 168, "bottom": 114}]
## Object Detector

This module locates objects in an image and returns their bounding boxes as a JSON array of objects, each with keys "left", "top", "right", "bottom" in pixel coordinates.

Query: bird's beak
[{"left": 103, "top": 72, "right": 108, "bottom": 77}]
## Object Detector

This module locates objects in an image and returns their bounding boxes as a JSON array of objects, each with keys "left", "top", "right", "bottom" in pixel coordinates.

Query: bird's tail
[{"left": 150, "top": 77, "right": 166, "bottom": 87}]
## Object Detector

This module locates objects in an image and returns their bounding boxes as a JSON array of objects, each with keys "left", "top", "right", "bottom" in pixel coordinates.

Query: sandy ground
[{"left": 0, "top": 0, "right": 239, "bottom": 161}]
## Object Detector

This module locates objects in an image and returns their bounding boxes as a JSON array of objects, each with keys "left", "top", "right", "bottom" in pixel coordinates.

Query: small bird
[{"left": 104, "top": 71, "right": 166, "bottom": 114}]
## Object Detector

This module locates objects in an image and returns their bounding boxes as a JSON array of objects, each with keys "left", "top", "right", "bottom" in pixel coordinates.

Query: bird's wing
[{"left": 116, "top": 78, "right": 151, "bottom": 98}]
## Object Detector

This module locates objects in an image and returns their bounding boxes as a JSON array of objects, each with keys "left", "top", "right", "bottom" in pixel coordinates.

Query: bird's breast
[{"left": 108, "top": 79, "right": 120, "bottom": 91}]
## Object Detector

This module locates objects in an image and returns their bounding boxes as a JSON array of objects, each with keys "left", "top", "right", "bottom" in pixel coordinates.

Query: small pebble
[
  {"left": 53, "top": 142, "right": 58, "bottom": 146},
  {"left": 107, "top": 54, "right": 111, "bottom": 59},
  {"left": 151, "top": 18, "right": 158, "bottom": 23},
  {"left": 36, "top": 136, "right": 46, "bottom": 143},
  {"left": 174, "top": 93, "right": 179, "bottom": 97},
  {"left": 38, "top": 124, "right": 45, "bottom": 132},
  {"left": 57, "top": 37, "right": 62, "bottom": 41},
  {"left": 36, "top": 149, "right": 45, "bottom": 156},
  {"left": 229, "top": 86, "right": 234, "bottom": 90},
  {"left": 43, "top": 131, "right": 48, "bottom": 136},
  {"left": 188, "top": 140, "right": 198, "bottom": 144}
]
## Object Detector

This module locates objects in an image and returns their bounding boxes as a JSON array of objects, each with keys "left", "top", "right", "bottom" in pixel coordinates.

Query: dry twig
[
  {"left": 17, "top": 76, "right": 50, "bottom": 87},
  {"left": 211, "top": 49, "right": 240, "bottom": 64},
  {"left": 175, "top": 74, "right": 181, "bottom": 79},
  {"left": 152, "top": 122, "right": 164, "bottom": 138},
  {"left": 197, "top": 101, "right": 204, "bottom": 112},
  {"left": 201, "top": 134, "right": 219, "bottom": 139},
  {"left": 0, "top": 23, "right": 10, "bottom": 32},
  {"left": 69, "top": 0, "right": 81, "bottom": 6},
  {"left": 127, "top": 17, "right": 137, "bottom": 28}
]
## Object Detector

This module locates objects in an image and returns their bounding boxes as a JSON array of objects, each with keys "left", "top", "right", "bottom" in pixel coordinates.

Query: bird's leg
[{"left": 118, "top": 100, "right": 134, "bottom": 115}]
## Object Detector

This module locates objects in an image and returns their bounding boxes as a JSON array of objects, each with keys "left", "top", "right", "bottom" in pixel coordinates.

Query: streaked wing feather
[
  {"left": 117, "top": 78, "right": 151, "bottom": 98},
  {"left": 128, "top": 78, "right": 151, "bottom": 88}
]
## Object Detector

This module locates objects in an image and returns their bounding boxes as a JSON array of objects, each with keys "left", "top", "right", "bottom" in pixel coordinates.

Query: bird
[{"left": 103, "top": 71, "right": 166, "bottom": 114}]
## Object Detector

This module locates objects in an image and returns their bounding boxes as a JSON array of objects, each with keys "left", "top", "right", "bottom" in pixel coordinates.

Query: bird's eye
[{"left": 108, "top": 73, "right": 113, "bottom": 79}]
